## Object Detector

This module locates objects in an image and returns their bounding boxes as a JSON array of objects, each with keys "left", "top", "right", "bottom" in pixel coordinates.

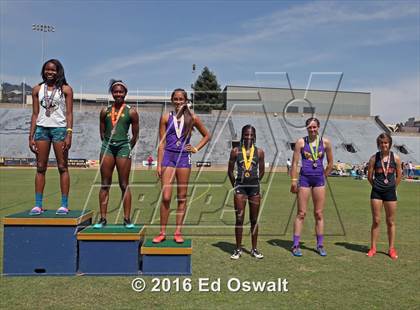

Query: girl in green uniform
[{"left": 94, "top": 80, "right": 139, "bottom": 228}]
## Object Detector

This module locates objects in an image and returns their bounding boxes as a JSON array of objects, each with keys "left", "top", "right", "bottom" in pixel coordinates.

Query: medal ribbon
[
  {"left": 111, "top": 103, "right": 126, "bottom": 128},
  {"left": 242, "top": 145, "right": 255, "bottom": 172},
  {"left": 308, "top": 136, "right": 319, "bottom": 162},
  {"left": 173, "top": 113, "right": 185, "bottom": 139},
  {"left": 44, "top": 84, "right": 58, "bottom": 113},
  {"left": 380, "top": 152, "right": 391, "bottom": 182}
]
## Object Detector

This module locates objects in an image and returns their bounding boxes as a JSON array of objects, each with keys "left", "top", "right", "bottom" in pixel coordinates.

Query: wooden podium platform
[
  {"left": 3, "top": 210, "right": 93, "bottom": 275},
  {"left": 77, "top": 225, "right": 145, "bottom": 275},
  {"left": 141, "top": 239, "right": 192, "bottom": 275}
]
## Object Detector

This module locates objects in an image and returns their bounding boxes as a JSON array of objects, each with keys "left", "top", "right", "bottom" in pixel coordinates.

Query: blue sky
[{"left": 0, "top": 0, "right": 419, "bottom": 123}]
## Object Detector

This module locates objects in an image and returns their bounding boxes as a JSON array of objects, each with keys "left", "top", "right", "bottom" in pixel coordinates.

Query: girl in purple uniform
[
  {"left": 366, "top": 133, "right": 402, "bottom": 260},
  {"left": 153, "top": 89, "right": 210, "bottom": 243},
  {"left": 290, "top": 118, "right": 333, "bottom": 256}
]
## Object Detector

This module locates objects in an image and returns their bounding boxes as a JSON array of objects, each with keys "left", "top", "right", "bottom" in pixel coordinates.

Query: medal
[
  {"left": 111, "top": 103, "right": 126, "bottom": 136},
  {"left": 242, "top": 145, "right": 255, "bottom": 179},
  {"left": 173, "top": 113, "right": 184, "bottom": 146},
  {"left": 43, "top": 84, "right": 58, "bottom": 117},
  {"left": 308, "top": 136, "right": 320, "bottom": 168},
  {"left": 380, "top": 152, "right": 391, "bottom": 185}
]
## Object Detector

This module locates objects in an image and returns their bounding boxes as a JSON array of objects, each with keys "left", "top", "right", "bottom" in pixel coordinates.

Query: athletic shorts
[
  {"left": 370, "top": 187, "right": 397, "bottom": 202},
  {"left": 34, "top": 126, "right": 66, "bottom": 142},
  {"left": 100, "top": 140, "right": 132, "bottom": 158},
  {"left": 299, "top": 174, "right": 325, "bottom": 188},
  {"left": 234, "top": 181, "right": 260, "bottom": 197},
  {"left": 162, "top": 150, "right": 191, "bottom": 168}
]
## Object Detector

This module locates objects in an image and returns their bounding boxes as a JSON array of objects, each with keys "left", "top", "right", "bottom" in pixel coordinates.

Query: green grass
[{"left": 1, "top": 168, "right": 419, "bottom": 309}]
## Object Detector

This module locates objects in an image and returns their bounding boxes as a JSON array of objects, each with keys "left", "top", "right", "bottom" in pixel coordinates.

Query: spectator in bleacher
[
  {"left": 290, "top": 117, "right": 333, "bottom": 257},
  {"left": 94, "top": 80, "right": 139, "bottom": 229},
  {"left": 228, "top": 125, "right": 265, "bottom": 260},
  {"left": 367, "top": 133, "right": 402, "bottom": 260},
  {"left": 28, "top": 59, "right": 73, "bottom": 215},
  {"left": 153, "top": 88, "right": 210, "bottom": 243}
]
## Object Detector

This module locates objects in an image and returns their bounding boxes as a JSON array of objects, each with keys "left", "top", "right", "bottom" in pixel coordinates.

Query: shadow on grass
[
  {"left": 335, "top": 242, "right": 369, "bottom": 253},
  {"left": 211, "top": 241, "right": 236, "bottom": 254},
  {"left": 267, "top": 239, "right": 318, "bottom": 254}
]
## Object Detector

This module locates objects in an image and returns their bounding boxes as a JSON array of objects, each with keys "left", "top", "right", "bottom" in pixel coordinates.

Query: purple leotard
[
  {"left": 162, "top": 112, "right": 192, "bottom": 168},
  {"left": 299, "top": 136, "right": 325, "bottom": 187}
]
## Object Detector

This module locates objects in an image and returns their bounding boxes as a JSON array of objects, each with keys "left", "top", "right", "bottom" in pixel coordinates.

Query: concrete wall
[{"left": 225, "top": 86, "right": 370, "bottom": 116}]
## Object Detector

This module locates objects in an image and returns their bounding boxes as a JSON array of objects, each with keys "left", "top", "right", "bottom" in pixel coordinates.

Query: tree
[{"left": 192, "top": 67, "right": 224, "bottom": 111}]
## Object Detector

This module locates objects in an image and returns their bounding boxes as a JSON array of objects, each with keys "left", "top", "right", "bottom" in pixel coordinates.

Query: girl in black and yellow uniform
[
  {"left": 95, "top": 80, "right": 139, "bottom": 229},
  {"left": 367, "top": 133, "right": 402, "bottom": 260},
  {"left": 228, "top": 125, "right": 265, "bottom": 259}
]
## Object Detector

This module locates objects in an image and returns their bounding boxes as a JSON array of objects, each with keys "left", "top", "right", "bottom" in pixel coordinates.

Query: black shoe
[
  {"left": 93, "top": 218, "right": 107, "bottom": 229},
  {"left": 124, "top": 218, "right": 134, "bottom": 229}
]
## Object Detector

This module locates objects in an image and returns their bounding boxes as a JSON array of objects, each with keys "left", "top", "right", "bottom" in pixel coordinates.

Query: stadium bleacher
[{"left": 1, "top": 107, "right": 419, "bottom": 165}]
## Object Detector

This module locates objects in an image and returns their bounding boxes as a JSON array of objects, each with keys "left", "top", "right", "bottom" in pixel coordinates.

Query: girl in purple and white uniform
[
  {"left": 153, "top": 89, "right": 210, "bottom": 243},
  {"left": 290, "top": 118, "right": 333, "bottom": 256}
]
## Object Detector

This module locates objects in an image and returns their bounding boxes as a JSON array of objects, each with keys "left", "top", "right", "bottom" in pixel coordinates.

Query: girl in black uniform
[
  {"left": 367, "top": 133, "right": 402, "bottom": 260},
  {"left": 227, "top": 125, "right": 265, "bottom": 259}
]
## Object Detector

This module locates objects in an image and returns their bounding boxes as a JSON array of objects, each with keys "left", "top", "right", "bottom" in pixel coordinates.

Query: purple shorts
[
  {"left": 162, "top": 150, "right": 191, "bottom": 168},
  {"left": 299, "top": 174, "right": 325, "bottom": 188}
]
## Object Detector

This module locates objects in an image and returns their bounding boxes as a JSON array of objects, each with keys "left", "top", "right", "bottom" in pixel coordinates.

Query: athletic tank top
[
  {"left": 300, "top": 136, "right": 325, "bottom": 176},
  {"left": 103, "top": 104, "right": 131, "bottom": 142},
  {"left": 165, "top": 112, "right": 191, "bottom": 153},
  {"left": 236, "top": 145, "right": 259, "bottom": 183},
  {"left": 36, "top": 83, "right": 67, "bottom": 127},
  {"left": 373, "top": 152, "right": 396, "bottom": 191}
]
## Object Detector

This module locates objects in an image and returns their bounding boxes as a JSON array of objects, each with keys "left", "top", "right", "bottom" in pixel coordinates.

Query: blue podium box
[
  {"left": 141, "top": 239, "right": 192, "bottom": 275},
  {"left": 77, "top": 225, "right": 145, "bottom": 275},
  {"left": 2, "top": 210, "right": 93, "bottom": 276}
]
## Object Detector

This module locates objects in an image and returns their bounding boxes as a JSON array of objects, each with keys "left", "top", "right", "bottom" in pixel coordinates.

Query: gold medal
[
  {"left": 308, "top": 136, "right": 320, "bottom": 168},
  {"left": 110, "top": 103, "right": 126, "bottom": 136},
  {"left": 242, "top": 145, "right": 255, "bottom": 178}
]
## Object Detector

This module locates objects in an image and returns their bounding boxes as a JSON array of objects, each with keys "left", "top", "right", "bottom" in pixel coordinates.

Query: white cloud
[
  {"left": 371, "top": 76, "right": 420, "bottom": 123},
  {"left": 86, "top": 1, "right": 419, "bottom": 78}
]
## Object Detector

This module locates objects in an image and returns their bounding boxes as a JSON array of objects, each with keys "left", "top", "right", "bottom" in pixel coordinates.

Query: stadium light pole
[
  {"left": 32, "top": 24, "right": 55, "bottom": 64},
  {"left": 191, "top": 64, "right": 197, "bottom": 111}
]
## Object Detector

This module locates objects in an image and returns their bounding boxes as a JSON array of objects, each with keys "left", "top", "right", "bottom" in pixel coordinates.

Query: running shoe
[
  {"left": 56, "top": 207, "right": 69, "bottom": 215},
  {"left": 230, "top": 248, "right": 242, "bottom": 260},
  {"left": 174, "top": 232, "right": 184, "bottom": 243},
  {"left": 93, "top": 218, "right": 107, "bottom": 229},
  {"left": 250, "top": 248, "right": 264, "bottom": 259},
  {"left": 123, "top": 218, "right": 135, "bottom": 229},
  {"left": 316, "top": 245, "right": 327, "bottom": 257},
  {"left": 291, "top": 246, "right": 303, "bottom": 257},
  {"left": 152, "top": 232, "right": 166, "bottom": 243},
  {"left": 366, "top": 247, "right": 376, "bottom": 257},
  {"left": 388, "top": 248, "right": 398, "bottom": 260},
  {"left": 29, "top": 207, "right": 44, "bottom": 216}
]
